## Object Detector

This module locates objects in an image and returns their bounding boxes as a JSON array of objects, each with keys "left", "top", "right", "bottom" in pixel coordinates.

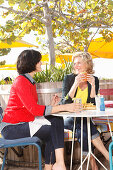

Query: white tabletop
[{"left": 53, "top": 108, "right": 113, "bottom": 118}]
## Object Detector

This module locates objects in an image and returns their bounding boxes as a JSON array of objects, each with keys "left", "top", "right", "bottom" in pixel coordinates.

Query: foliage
[
  {"left": 0, "top": 48, "right": 11, "bottom": 56},
  {"left": 33, "top": 61, "right": 72, "bottom": 83},
  {"left": 0, "top": 0, "right": 113, "bottom": 62},
  {"left": 0, "top": 1, "right": 113, "bottom": 41},
  {"left": 0, "top": 60, "right": 6, "bottom": 65},
  {"left": 0, "top": 79, "right": 7, "bottom": 85},
  {"left": 0, "top": 77, "right": 13, "bottom": 84}
]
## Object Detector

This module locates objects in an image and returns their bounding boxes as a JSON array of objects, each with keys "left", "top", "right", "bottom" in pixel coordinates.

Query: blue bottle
[{"left": 100, "top": 96, "right": 105, "bottom": 111}]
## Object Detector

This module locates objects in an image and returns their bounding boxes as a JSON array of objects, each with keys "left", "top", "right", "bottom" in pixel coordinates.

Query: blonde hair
[{"left": 72, "top": 52, "right": 94, "bottom": 74}]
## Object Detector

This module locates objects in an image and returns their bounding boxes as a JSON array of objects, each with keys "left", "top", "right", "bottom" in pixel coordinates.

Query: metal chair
[{"left": 0, "top": 107, "right": 42, "bottom": 170}]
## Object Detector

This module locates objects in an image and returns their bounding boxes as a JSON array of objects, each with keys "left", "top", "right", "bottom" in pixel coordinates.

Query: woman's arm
[
  {"left": 61, "top": 74, "right": 82, "bottom": 104},
  {"left": 61, "top": 75, "right": 74, "bottom": 104},
  {"left": 68, "top": 76, "right": 80, "bottom": 99},
  {"left": 63, "top": 74, "right": 83, "bottom": 99},
  {"left": 90, "top": 84, "right": 96, "bottom": 98},
  {"left": 15, "top": 77, "right": 45, "bottom": 116},
  {"left": 51, "top": 102, "right": 82, "bottom": 114},
  {"left": 87, "top": 75, "right": 99, "bottom": 98}
]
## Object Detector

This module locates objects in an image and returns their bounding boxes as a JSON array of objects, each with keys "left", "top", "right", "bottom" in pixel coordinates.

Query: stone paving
[
  {"left": 0, "top": 138, "right": 110, "bottom": 170},
  {"left": 0, "top": 155, "right": 110, "bottom": 170}
]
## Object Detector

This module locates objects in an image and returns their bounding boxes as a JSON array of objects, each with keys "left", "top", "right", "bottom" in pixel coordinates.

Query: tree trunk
[
  {"left": 46, "top": 25, "right": 55, "bottom": 65},
  {"left": 43, "top": 2, "right": 55, "bottom": 65}
]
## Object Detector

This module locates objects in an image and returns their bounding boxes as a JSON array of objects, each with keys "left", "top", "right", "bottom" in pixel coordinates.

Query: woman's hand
[
  {"left": 51, "top": 101, "right": 82, "bottom": 114},
  {"left": 68, "top": 103, "right": 82, "bottom": 113},
  {"left": 51, "top": 94, "right": 61, "bottom": 106},
  {"left": 87, "top": 74, "right": 96, "bottom": 98},
  {"left": 75, "top": 74, "right": 85, "bottom": 86},
  {"left": 87, "top": 74, "right": 95, "bottom": 86},
  {"left": 69, "top": 74, "right": 84, "bottom": 99}
]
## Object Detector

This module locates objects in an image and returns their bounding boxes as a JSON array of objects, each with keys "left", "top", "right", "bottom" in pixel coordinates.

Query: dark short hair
[{"left": 17, "top": 49, "right": 42, "bottom": 74}]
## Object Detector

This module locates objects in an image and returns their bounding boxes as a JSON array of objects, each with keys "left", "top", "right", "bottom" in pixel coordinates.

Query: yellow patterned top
[{"left": 75, "top": 86, "right": 88, "bottom": 104}]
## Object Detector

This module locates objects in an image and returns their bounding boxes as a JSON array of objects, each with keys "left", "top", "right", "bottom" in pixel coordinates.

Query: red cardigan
[{"left": 3, "top": 75, "right": 45, "bottom": 123}]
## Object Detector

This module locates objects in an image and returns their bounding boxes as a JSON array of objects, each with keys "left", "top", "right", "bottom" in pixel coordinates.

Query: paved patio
[
  {"left": 0, "top": 154, "right": 110, "bottom": 170},
  {"left": 0, "top": 137, "right": 111, "bottom": 170}
]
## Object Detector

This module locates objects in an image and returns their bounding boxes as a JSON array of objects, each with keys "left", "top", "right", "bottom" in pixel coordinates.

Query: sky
[{"left": 93, "top": 58, "right": 113, "bottom": 79}]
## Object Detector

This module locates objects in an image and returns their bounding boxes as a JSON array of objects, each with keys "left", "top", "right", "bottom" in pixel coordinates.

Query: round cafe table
[{"left": 53, "top": 108, "right": 113, "bottom": 170}]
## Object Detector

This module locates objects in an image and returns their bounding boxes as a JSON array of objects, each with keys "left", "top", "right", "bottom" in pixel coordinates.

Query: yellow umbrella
[
  {"left": 56, "top": 37, "right": 113, "bottom": 62},
  {"left": 0, "top": 54, "right": 62, "bottom": 70},
  {"left": 1, "top": 36, "right": 113, "bottom": 70},
  {"left": 0, "top": 54, "right": 67, "bottom": 70},
  {"left": 0, "top": 40, "right": 39, "bottom": 70},
  {"left": 56, "top": 54, "right": 72, "bottom": 63},
  {"left": 0, "top": 64, "right": 16, "bottom": 70},
  {"left": 40, "top": 54, "right": 63, "bottom": 64},
  {"left": 88, "top": 37, "right": 113, "bottom": 59},
  {"left": 41, "top": 54, "right": 72, "bottom": 64},
  {"left": 0, "top": 40, "right": 39, "bottom": 49}
]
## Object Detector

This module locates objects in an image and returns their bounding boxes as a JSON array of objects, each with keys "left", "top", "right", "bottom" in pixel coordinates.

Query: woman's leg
[
  {"left": 91, "top": 136, "right": 109, "bottom": 161},
  {"left": 1, "top": 123, "right": 30, "bottom": 139},
  {"left": 52, "top": 148, "right": 66, "bottom": 170},
  {"left": 76, "top": 118, "right": 99, "bottom": 170},
  {"left": 44, "top": 146, "right": 65, "bottom": 170},
  {"left": 90, "top": 155, "right": 98, "bottom": 170},
  {"left": 91, "top": 135, "right": 111, "bottom": 170},
  {"left": 46, "top": 116, "right": 66, "bottom": 170},
  {"left": 64, "top": 117, "right": 74, "bottom": 130},
  {"left": 44, "top": 148, "right": 66, "bottom": 170},
  {"left": 34, "top": 125, "right": 55, "bottom": 170},
  {"left": 34, "top": 116, "right": 66, "bottom": 170},
  {"left": 76, "top": 118, "right": 89, "bottom": 154},
  {"left": 1, "top": 121, "right": 65, "bottom": 170},
  {"left": 90, "top": 120, "right": 109, "bottom": 170},
  {"left": 44, "top": 165, "right": 52, "bottom": 170}
]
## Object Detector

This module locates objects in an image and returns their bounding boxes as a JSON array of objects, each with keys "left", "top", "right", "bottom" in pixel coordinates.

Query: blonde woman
[{"left": 61, "top": 52, "right": 110, "bottom": 170}]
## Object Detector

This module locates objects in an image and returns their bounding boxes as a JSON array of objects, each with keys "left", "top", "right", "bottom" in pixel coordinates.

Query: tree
[
  {"left": 0, "top": 60, "right": 6, "bottom": 65},
  {"left": 0, "top": 48, "right": 11, "bottom": 56},
  {"left": 0, "top": 0, "right": 113, "bottom": 65}
]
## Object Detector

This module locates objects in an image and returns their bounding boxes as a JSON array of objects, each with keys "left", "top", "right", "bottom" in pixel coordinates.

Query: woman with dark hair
[
  {"left": 1, "top": 50, "right": 81, "bottom": 170},
  {"left": 61, "top": 52, "right": 110, "bottom": 170}
]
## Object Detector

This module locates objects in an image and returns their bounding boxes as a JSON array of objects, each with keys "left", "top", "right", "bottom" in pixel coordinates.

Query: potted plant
[{"left": 34, "top": 62, "right": 72, "bottom": 105}]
